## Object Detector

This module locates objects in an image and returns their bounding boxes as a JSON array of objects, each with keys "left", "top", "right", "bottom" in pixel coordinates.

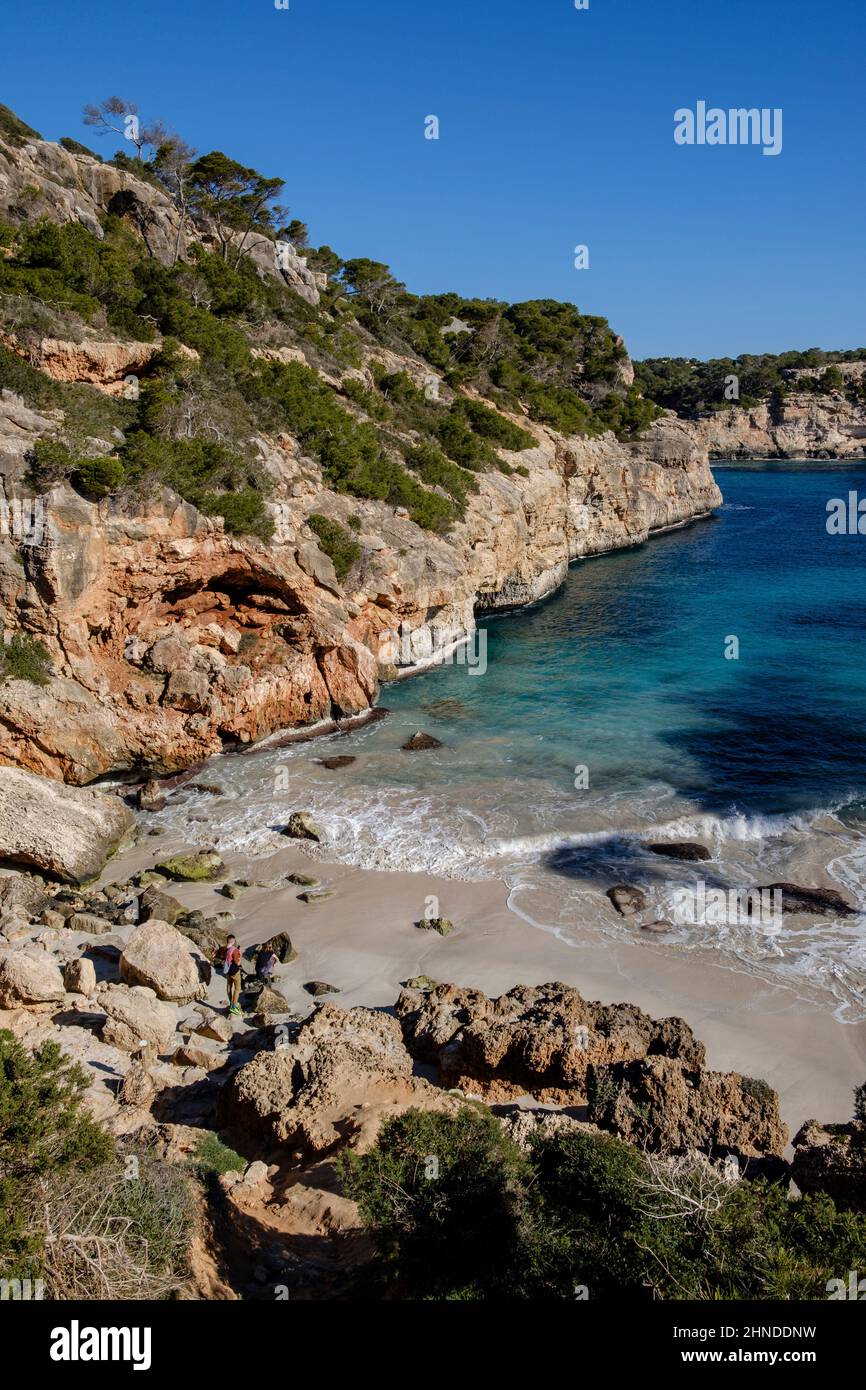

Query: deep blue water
[{"left": 383, "top": 461, "right": 866, "bottom": 821}]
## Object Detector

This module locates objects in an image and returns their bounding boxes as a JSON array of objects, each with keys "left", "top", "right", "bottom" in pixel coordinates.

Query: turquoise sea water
[{"left": 156, "top": 462, "right": 866, "bottom": 1017}]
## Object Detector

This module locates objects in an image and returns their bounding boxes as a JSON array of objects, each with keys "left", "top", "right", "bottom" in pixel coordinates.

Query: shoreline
[{"left": 102, "top": 827, "right": 866, "bottom": 1139}]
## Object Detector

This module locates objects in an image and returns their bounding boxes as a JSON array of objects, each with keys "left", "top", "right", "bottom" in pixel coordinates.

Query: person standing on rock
[{"left": 223, "top": 935, "right": 243, "bottom": 1016}]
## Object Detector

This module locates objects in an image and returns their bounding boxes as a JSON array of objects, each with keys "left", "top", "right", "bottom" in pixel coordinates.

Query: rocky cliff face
[
  {"left": 0, "top": 135, "right": 721, "bottom": 784},
  {"left": 684, "top": 377, "right": 866, "bottom": 459}
]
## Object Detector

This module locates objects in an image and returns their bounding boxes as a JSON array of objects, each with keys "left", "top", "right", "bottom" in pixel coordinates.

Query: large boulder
[
  {"left": 395, "top": 980, "right": 705, "bottom": 1102},
  {"left": 791, "top": 1118, "right": 866, "bottom": 1209},
  {"left": 220, "top": 1002, "right": 448, "bottom": 1154},
  {"left": 0, "top": 947, "right": 65, "bottom": 1009},
  {"left": 120, "top": 919, "right": 208, "bottom": 1003},
  {"left": 97, "top": 982, "right": 177, "bottom": 1052},
  {"left": 587, "top": 1056, "right": 788, "bottom": 1160},
  {"left": 0, "top": 765, "right": 134, "bottom": 883}
]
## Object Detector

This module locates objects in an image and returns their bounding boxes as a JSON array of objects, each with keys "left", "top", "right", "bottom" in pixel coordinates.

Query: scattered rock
[
  {"left": 282, "top": 812, "right": 322, "bottom": 842},
  {"left": 395, "top": 980, "right": 706, "bottom": 1104},
  {"left": 401, "top": 731, "right": 443, "bottom": 751},
  {"left": 587, "top": 1056, "right": 788, "bottom": 1160},
  {"left": 791, "top": 1117, "right": 866, "bottom": 1208},
  {"left": 173, "top": 1041, "right": 224, "bottom": 1072},
  {"left": 304, "top": 981, "right": 340, "bottom": 997},
  {"left": 606, "top": 885, "right": 647, "bottom": 917},
  {"left": 315, "top": 756, "right": 356, "bottom": 770},
  {"left": 251, "top": 985, "right": 291, "bottom": 1022},
  {"left": 264, "top": 932, "right": 297, "bottom": 964},
  {"left": 0, "top": 948, "right": 65, "bottom": 1009},
  {"left": 220, "top": 1002, "right": 448, "bottom": 1153},
  {"left": 156, "top": 851, "right": 226, "bottom": 882},
  {"left": 405, "top": 975, "right": 438, "bottom": 992},
  {"left": 97, "top": 982, "right": 177, "bottom": 1052},
  {"left": 286, "top": 872, "right": 318, "bottom": 887},
  {"left": 219, "top": 883, "right": 244, "bottom": 899},
  {"left": 191, "top": 1011, "right": 234, "bottom": 1044},
  {"left": 137, "top": 779, "right": 166, "bottom": 812},
  {"left": 416, "top": 916, "right": 453, "bottom": 937},
  {"left": 297, "top": 890, "right": 334, "bottom": 904},
  {"left": 139, "top": 885, "right": 184, "bottom": 924},
  {"left": 120, "top": 919, "right": 208, "bottom": 1003},
  {"left": 63, "top": 956, "right": 97, "bottom": 995},
  {"left": 117, "top": 1059, "right": 157, "bottom": 1108}
]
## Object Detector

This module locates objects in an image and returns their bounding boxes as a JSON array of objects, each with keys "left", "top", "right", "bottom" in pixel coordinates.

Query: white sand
[{"left": 104, "top": 829, "right": 866, "bottom": 1137}]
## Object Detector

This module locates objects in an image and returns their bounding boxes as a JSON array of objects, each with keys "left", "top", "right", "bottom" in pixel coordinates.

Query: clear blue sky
[{"left": 1, "top": 0, "right": 863, "bottom": 360}]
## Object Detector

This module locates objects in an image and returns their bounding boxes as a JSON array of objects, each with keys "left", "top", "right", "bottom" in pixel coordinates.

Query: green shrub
[
  {"left": 72, "top": 455, "right": 125, "bottom": 498},
  {"left": 307, "top": 513, "right": 361, "bottom": 581},
  {"left": 403, "top": 442, "right": 477, "bottom": 515},
  {"left": 0, "top": 1030, "right": 114, "bottom": 1280},
  {"left": 193, "top": 1131, "right": 245, "bottom": 1178},
  {"left": 455, "top": 397, "right": 535, "bottom": 450},
  {"left": 340, "top": 1105, "right": 532, "bottom": 1299},
  {"left": 59, "top": 136, "right": 102, "bottom": 161},
  {"left": 0, "top": 633, "right": 53, "bottom": 685},
  {"left": 121, "top": 433, "right": 273, "bottom": 539},
  {"left": 341, "top": 1105, "right": 866, "bottom": 1301},
  {"left": 0, "top": 104, "right": 42, "bottom": 147}
]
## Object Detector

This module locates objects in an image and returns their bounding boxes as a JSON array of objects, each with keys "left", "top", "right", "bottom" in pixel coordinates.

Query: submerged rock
[
  {"left": 137, "top": 779, "right": 166, "bottom": 812},
  {"left": 759, "top": 881, "right": 856, "bottom": 917},
  {"left": 401, "top": 730, "right": 443, "bottom": 751},
  {"left": 647, "top": 841, "right": 711, "bottom": 862},
  {"left": 304, "top": 980, "right": 340, "bottom": 996},
  {"left": 606, "top": 885, "right": 647, "bottom": 917},
  {"left": 315, "top": 755, "right": 356, "bottom": 770}
]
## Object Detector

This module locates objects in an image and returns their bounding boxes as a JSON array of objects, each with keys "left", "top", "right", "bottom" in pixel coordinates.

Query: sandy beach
[{"left": 102, "top": 827, "right": 866, "bottom": 1139}]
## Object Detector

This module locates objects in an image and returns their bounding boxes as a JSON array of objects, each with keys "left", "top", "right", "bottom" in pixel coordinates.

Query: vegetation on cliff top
[
  {"left": 635, "top": 348, "right": 866, "bottom": 417},
  {"left": 0, "top": 96, "right": 670, "bottom": 544}
]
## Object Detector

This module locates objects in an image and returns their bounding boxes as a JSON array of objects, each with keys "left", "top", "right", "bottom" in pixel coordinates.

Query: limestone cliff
[{"left": 0, "top": 130, "right": 721, "bottom": 783}]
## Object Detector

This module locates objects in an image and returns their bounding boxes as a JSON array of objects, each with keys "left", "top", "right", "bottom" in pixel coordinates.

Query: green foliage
[
  {"left": 0, "top": 105, "right": 42, "bottom": 147},
  {"left": 307, "top": 513, "right": 361, "bottom": 581},
  {"left": 854, "top": 1081, "right": 866, "bottom": 1125},
  {"left": 59, "top": 136, "right": 102, "bottom": 161},
  {"left": 634, "top": 349, "right": 866, "bottom": 418},
  {"left": 403, "top": 442, "right": 477, "bottom": 515},
  {"left": 192, "top": 1131, "right": 245, "bottom": 1178},
  {"left": 454, "top": 397, "right": 535, "bottom": 450},
  {"left": 24, "top": 436, "right": 77, "bottom": 490},
  {"left": 121, "top": 433, "right": 273, "bottom": 539},
  {"left": 340, "top": 1106, "right": 532, "bottom": 1299},
  {"left": 342, "top": 1107, "right": 866, "bottom": 1301},
  {"left": 341, "top": 375, "right": 392, "bottom": 420},
  {"left": 0, "top": 633, "right": 53, "bottom": 686},
  {"left": 0, "top": 1030, "right": 114, "bottom": 1278},
  {"left": 245, "top": 359, "right": 457, "bottom": 531},
  {"left": 72, "top": 455, "right": 125, "bottom": 498}
]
